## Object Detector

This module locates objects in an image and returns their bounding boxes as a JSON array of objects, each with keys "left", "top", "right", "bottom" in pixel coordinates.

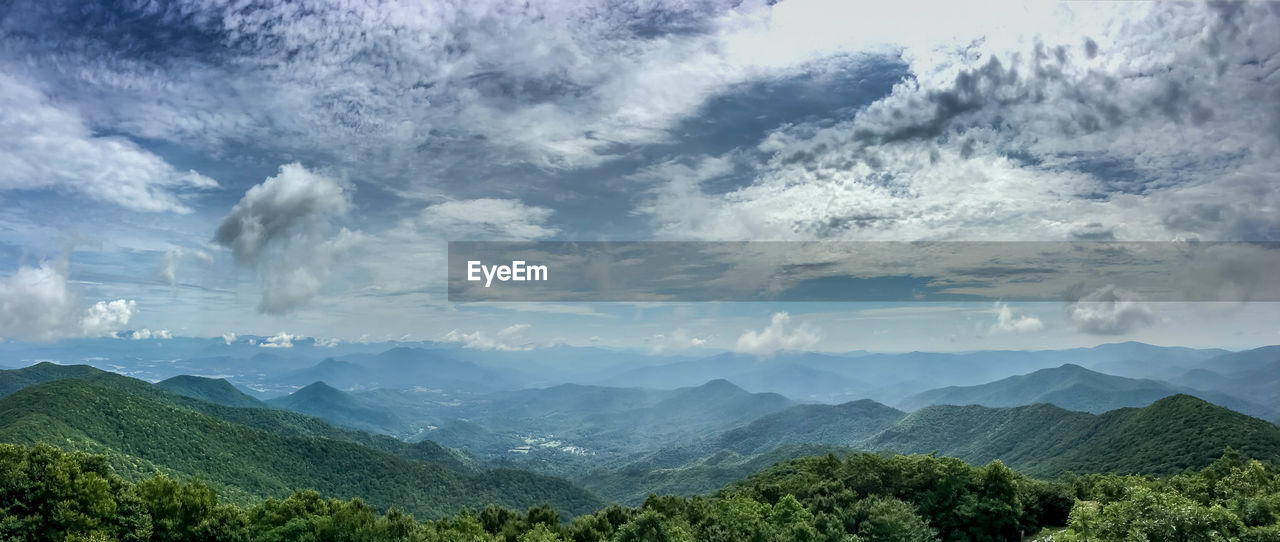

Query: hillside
[
  {"left": 156, "top": 374, "right": 265, "bottom": 408},
  {"left": 267, "top": 381, "right": 405, "bottom": 435},
  {"left": 0, "top": 379, "right": 603, "bottom": 517},
  {"left": 898, "top": 364, "right": 1279, "bottom": 421}
]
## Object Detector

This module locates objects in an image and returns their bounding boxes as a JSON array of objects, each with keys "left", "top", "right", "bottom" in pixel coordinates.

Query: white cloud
[
  {"left": 214, "top": 163, "right": 360, "bottom": 314},
  {"left": 416, "top": 199, "right": 558, "bottom": 241},
  {"left": 260, "top": 331, "right": 297, "bottom": 348},
  {"left": 442, "top": 323, "right": 534, "bottom": 351},
  {"left": 79, "top": 299, "right": 138, "bottom": 338},
  {"left": 1066, "top": 285, "right": 1157, "bottom": 335},
  {"left": 0, "top": 74, "right": 217, "bottom": 212},
  {"left": 734, "top": 312, "right": 819, "bottom": 357},
  {"left": 0, "top": 262, "right": 76, "bottom": 340},
  {"left": 222, "top": 332, "right": 237, "bottom": 345},
  {"left": 315, "top": 337, "right": 341, "bottom": 348},
  {"left": 129, "top": 328, "right": 172, "bottom": 340},
  {"left": 990, "top": 302, "right": 1044, "bottom": 334},
  {"left": 0, "top": 260, "right": 142, "bottom": 341},
  {"left": 647, "top": 328, "right": 712, "bottom": 354}
]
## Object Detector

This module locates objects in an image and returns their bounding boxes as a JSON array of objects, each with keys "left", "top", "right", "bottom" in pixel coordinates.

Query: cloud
[
  {"left": 416, "top": 199, "right": 558, "bottom": 241},
  {"left": 636, "top": 3, "right": 1280, "bottom": 243},
  {"left": 160, "top": 249, "right": 214, "bottom": 286},
  {"left": 315, "top": 337, "right": 341, "bottom": 348},
  {"left": 1066, "top": 285, "right": 1157, "bottom": 335},
  {"left": 442, "top": 323, "right": 534, "bottom": 351},
  {"left": 0, "top": 261, "right": 139, "bottom": 340},
  {"left": 990, "top": 302, "right": 1044, "bottom": 334},
  {"left": 260, "top": 332, "right": 297, "bottom": 348},
  {"left": 214, "top": 163, "right": 359, "bottom": 314},
  {"left": 647, "top": 328, "right": 711, "bottom": 354},
  {"left": 222, "top": 332, "right": 237, "bottom": 345},
  {"left": 734, "top": 312, "right": 819, "bottom": 357},
  {"left": 79, "top": 299, "right": 138, "bottom": 338},
  {"left": 0, "top": 74, "right": 217, "bottom": 212},
  {"left": 129, "top": 328, "right": 172, "bottom": 340}
]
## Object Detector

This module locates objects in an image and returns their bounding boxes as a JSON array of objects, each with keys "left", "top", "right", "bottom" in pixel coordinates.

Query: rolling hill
[
  {"left": 156, "top": 374, "right": 265, "bottom": 408},
  {"left": 898, "top": 364, "right": 1280, "bottom": 421},
  {"left": 0, "top": 378, "right": 604, "bottom": 518},
  {"left": 267, "top": 381, "right": 405, "bottom": 434}
]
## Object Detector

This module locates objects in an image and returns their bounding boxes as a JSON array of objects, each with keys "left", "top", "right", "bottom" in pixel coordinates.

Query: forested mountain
[
  {"left": 591, "top": 394, "right": 1280, "bottom": 501},
  {"left": 869, "top": 395, "right": 1280, "bottom": 476},
  {"left": 267, "top": 381, "right": 406, "bottom": 435},
  {"left": 156, "top": 374, "right": 266, "bottom": 408},
  {"left": 898, "top": 363, "right": 1280, "bottom": 421},
  {"left": 0, "top": 379, "right": 602, "bottom": 518}
]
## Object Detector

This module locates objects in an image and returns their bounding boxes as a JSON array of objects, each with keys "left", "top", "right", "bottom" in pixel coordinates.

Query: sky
[{"left": 1, "top": 0, "right": 1278, "bottom": 354}]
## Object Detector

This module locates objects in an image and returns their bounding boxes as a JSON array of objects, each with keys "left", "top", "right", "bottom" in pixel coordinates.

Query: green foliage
[
  {"left": 1058, "top": 448, "right": 1280, "bottom": 541},
  {"left": 0, "top": 379, "right": 601, "bottom": 519}
]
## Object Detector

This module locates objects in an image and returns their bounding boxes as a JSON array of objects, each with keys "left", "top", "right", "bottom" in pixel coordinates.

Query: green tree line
[{"left": 3, "top": 443, "right": 1278, "bottom": 541}]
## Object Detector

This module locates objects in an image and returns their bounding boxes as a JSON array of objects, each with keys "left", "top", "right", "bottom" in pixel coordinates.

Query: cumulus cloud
[
  {"left": 1066, "top": 285, "right": 1157, "bottom": 335},
  {"left": 0, "top": 74, "right": 217, "bottom": 212},
  {"left": 442, "top": 323, "right": 534, "bottom": 351},
  {"left": 214, "top": 163, "right": 359, "bottom": 314},
  {"left": 260, "top": 331, "right": 297, "bottom": 348},
  {"left": 990, "top": 302, "right": 1044, "bottom": 334},
  {"left": 129, "top": 328, "right": 172, "bottom": 340},
  {"left": 734, "top": 312, "right": 819, "bottom": 357},
  {"left": 0, "top": 261, "right": 140, "bottom": 340},
  {"left": 79, "top": 299, "right": 138, "bottom": 338},
  {"left": 315, "top": 337, "right": 340, "bottom": 348},
  {"left": 222, "top": 332, "right": 237, "bottom": 345},
  {"left": 647, "top": 328, "right": 712, "bottom": 354}
]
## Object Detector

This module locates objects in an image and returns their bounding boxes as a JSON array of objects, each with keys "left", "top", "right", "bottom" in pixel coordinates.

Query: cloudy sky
[{"left": 1, "top": 0, "right": 1278, "bottom": 353}]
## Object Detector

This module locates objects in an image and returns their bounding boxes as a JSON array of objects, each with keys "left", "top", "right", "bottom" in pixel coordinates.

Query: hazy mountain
[
  {"left": 1173, "top": 346, "right": 1280, "bottom": 409},
  {"left": 898, "top": 364, "right": 1280, "bottom": 421},
  {"left": 267, "top": 381, "right": 406, "bottom": 435},
  {"left": 597, "top": 353, "right": 868, "bottom": 400},
  {"left": 156, "top": 375, "right": 265, "bottom": 409}
]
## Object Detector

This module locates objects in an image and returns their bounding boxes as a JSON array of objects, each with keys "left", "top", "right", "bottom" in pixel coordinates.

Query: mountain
[
  {"left": 579, "top": 443, "right": 855, "bottom": 504},
  {"left": 0, "top": 378, "right": 604, "bottom": 518},
  {"left": 276, "top": 347, "right": 519, "bottom": 392},
  {"left": 0, "top": 363, "right": 474, "bottom": 471},
  {"left": 597, "top": 353, "right": 867, "bottom": 400},
  {"left": 898, "top": 364, "right": 1280, "bottom": 421},
  {"left": 1171, "top": 346, "right": 1280, "bottom": 409},
  {"left": 279, "top": 358, "right": 373, "bottom": 389},
  {"left": 867, "top": 395, "right": 1280, "bottom": 476},
  {"left": 267, "top": 381, "right": 405, "bottom": 435},
  {"left": 156, "top": 375, "right": 265, "bottom": 408}
]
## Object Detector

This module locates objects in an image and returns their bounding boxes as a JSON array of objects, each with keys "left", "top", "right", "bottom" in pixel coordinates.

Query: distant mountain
[
  {"left": 898, "top": 364, "right": 1280, "bottom": 421},
  {"left": 280, "top": 358, "right": 373, "bottom": 389},
  {"left": 267, "top": 381, "right": 405, "bottom": 435},
  {"left": 0, "top": 378, "right": 603, "bottom": 518},
  {"left": 597, "top": 353, "right": 867, "bottom": 400},
  {"left": 277, "top": 347, "right": 519, "bottom": 392},
  {"left": 1172, "top": 346, "right": 1280, "bottom": 409},
  {"left": 156, "top": 375, "right": 265, "bottom": 408}
]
